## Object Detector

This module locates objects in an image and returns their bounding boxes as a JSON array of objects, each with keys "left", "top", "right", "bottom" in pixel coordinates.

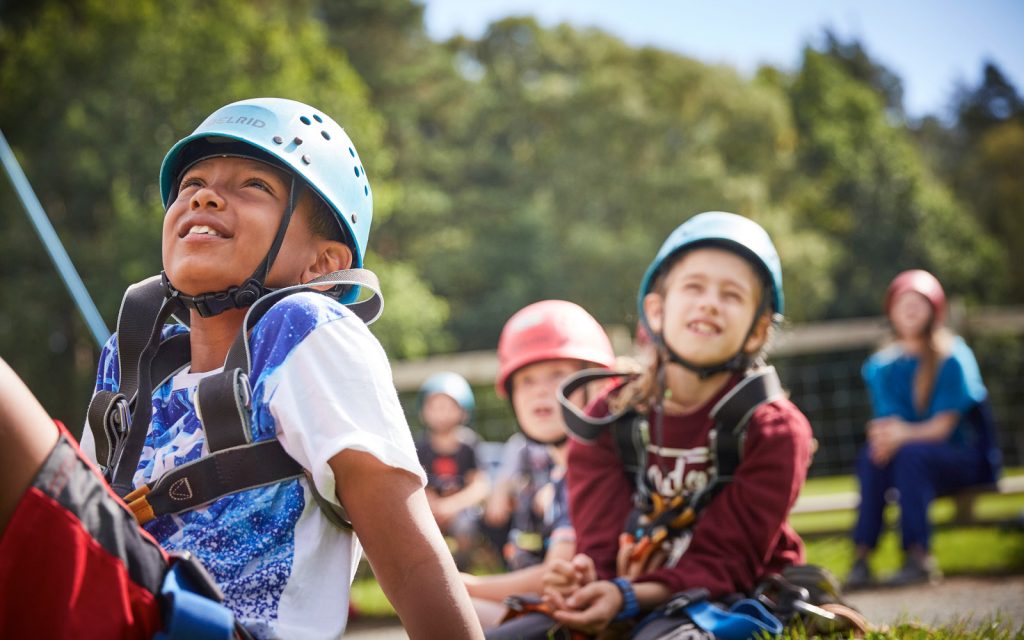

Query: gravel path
[
  {"left": 344, "top": 575, "right": 1024, "bottom": 638},
  {"left": 844, "top": 575, "right": 1024, "bottom": 628}
]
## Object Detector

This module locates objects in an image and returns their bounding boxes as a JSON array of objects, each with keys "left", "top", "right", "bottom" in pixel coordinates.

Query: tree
[
  {"left": 417, "top": 18, "right": 810, "bottom": 346},
  {"left": 0, "top": 0, "right": 445, "bottom": 423},
  {"left": 784, "top": 43, "right": 1005, "bottom": 318}
]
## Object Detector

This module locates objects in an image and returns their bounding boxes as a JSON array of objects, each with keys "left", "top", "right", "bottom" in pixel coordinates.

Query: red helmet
[
  {"left": 496, "top": 300, "right": 616, "bottom": 398},
  {"left": 885, "top": 269, "right": 947, "bottom": 327}
]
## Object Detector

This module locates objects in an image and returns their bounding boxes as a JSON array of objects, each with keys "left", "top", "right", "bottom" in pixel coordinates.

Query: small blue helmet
[
  {"left": 160, "top": 98, "right": 372, "bottom": 302},
  {"left": 638, "top": 211, "right": 784, "bottom": 332},
  {"left": 418, "top": 372, "right": 476, "bottom": 422}
]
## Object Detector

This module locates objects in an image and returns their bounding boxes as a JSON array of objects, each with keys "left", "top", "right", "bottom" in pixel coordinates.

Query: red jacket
[{"left": 567, "top": 375, "right": 814, "bottom": 599}]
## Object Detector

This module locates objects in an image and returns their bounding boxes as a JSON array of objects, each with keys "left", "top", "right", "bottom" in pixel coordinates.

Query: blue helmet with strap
[
  {"left": 637, "top": 211, "right": 784, "bottom": 378},
  {"left": 418, "top": 372, "right": 476, "bottom": 423},
  {"left": 160, "top": 98, "right": 372, "bottom": 309}
]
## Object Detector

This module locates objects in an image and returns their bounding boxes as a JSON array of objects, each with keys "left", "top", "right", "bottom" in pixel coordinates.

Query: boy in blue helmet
[
  {"left": 415, "top": 372, "right": 490, "bottom": 570},
  {"left": 0, "top": 98, "right": 482, "bottom": 639},
  {"left": 539, "top": 212, "right": 816, "bottom": 638}
]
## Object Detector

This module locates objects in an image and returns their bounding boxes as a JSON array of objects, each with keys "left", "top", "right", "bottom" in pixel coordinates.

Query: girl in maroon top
[{"left": 544, "top": 212, "right": 815, "bottom": 636}]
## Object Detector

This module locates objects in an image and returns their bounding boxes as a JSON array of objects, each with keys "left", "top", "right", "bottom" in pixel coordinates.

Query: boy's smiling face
[
  {"left": 162, "top": 156, "right": 328, "bottom": 296},
  {"left": 644, "top": 247, "right": 768, "bottom": 367},
  {"left": 510, "top": 358, "right": 582, "bottom": 444}
]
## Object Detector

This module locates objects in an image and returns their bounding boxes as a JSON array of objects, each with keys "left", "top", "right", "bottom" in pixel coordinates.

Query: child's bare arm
[
  {"left": 463, "top": 536, "right": 575, "bottom": 601},
  {"left": 0, "top": 357, "right": 59, "bottom": 531},
  {"left": 435, "top": 468, "right": 490, "bottom": 519},
  {"left": 331, "top": 448, "right": 483, "bottom": 639}
]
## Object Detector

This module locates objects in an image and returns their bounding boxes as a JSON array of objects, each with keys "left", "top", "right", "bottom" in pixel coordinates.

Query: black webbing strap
[
  {"left": 707, "top": 366, "right": 785, "bottom": 483},
  {"left": 182, "top": 271, "right": 382, "bottom": 526},
  {"left": 558, "top": 369, "right": 635, "bottom": 443},
  {"left": 196, "top": 269, "right": 383, "bottom": 454},
  {"left": 114, "top": 276, "right": 171, "bottom": 398},
  {"left": 105, "top": 269, "right": 382, "bottom": 527},
  {"left": 86, "top": 276, "right": 169, "bottom": 470},
  {"left": 111, "top": 294, "right": 183, "bottom": 496},
  {"left": 558, "top": 366, "right": 785, "bottom": 516},
  {"left": 86, "top": 334, "right": 191, "bottom": 470},
  {"left": 138, "top": 440, "right": 304, "bottom": 517},
  {"left": 86, "top": 389, "right": 126, "bottom": 469},
  {"left": 196, "top": 368, "right": 253, "bottom": 452}
]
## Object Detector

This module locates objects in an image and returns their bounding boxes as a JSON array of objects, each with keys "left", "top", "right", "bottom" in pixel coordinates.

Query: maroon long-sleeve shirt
[{"left": 567, "top": 375, "right": 814, "bottom": 599}]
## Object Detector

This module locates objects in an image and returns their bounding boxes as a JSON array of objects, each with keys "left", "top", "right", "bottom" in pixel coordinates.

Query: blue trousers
[{"left": 852, "top": 442, "right": 987, "bottom": 551}]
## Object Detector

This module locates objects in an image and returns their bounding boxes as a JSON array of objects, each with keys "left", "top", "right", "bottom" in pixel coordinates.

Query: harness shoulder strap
[
  {"left": 708, "top": 366, "right": 786, "bottom": 482},
  {"left": 125, "top": 270, "right": 383, "bottom": 530},
  {"left": 557, "top": 368, "right": 634, "bottom": 443},
  {"left": 86, "top": 276, "right": 190, "bottom": 476}
]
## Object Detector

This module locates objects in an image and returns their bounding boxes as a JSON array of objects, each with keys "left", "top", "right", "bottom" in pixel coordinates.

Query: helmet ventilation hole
[
  {"left": 321, "top": 131, "right": 331, "bottom": 140},
  {"left": 354, "top": 166, "right": 360, "bottom": 177},
  {"left": 351, "top": 213, "right": 357, "bottom": 224},
  {"left": 348, "top": 147, "right": 355, "bottom": 157},
  {"left": 300, "top": 116, "right": 312, "bottom": 125},
  {"left": 313, "top": 114, "right": 323, "bottom": 123},
  {"left": 364, "top": 185, "right": 369, "bottom": 196}
]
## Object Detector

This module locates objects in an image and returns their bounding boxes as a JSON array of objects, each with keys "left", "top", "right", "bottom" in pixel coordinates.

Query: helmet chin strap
[
  {"left": 522, "top": 432, "right": 569, "bottom": 447},
  {"left": 163, "top": 177, "right": 304, "bottom": 318},
  {"left": 652, "top": 286, "right": 770, "bottom": 380}
]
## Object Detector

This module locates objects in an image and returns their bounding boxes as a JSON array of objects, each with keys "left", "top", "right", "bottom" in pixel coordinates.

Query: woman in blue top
[{"left": 846, "top": 269, "right": 997, "bottom": 589}]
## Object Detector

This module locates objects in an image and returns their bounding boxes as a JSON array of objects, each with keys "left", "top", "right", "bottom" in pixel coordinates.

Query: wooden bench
[{"left": 792, "top": 474, "right": 1024, "bottom": 539}]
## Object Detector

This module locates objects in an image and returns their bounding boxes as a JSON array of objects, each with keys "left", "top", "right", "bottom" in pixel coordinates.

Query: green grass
[
  {"left": 795, "top": 467, "right": 1024, "bottom": 578},
  {"left": 351, "top": 470, "right": 1024, "bottom": 626},
  {"left": 781, "top": 618, "right": 1024, "bottom": 639}
]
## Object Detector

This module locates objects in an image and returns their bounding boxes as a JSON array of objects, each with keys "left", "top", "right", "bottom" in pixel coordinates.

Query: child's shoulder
[
  {"left": 253, "top": 291, "right": 358, "bottom": 340},
  {"left": 861, "top": 344, "right": 905, "bottom": 380},
  {"left": 749, "top": 395, "right": 812, "bottom": 440},
  {"left": 246, "top": 292, "right": 371, "bottom": 371},
  {"left": 867, "top": 343, "right": 904, "bottom": 367}
]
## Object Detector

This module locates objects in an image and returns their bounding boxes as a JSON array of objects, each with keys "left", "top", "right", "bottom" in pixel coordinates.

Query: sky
[{"left": 422, "top": 0, "right": 1024, "bottom": 120}]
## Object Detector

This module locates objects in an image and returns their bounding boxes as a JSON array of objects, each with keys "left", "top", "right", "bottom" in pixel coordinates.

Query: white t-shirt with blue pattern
[{"left": 81, "top": 292, "right": 425, "bottom": 639}]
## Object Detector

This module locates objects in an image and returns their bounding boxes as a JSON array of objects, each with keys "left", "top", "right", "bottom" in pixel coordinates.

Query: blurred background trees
[{"left": 1, "top": 0, "right": 1018, "bottom": 424}]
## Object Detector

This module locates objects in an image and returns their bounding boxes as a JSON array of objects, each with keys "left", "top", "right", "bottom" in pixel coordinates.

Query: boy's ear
[
  {"left": 303, "top": 241, "right": 353, "bottom": 285},
  {"left": 642, "top": 292, "right": 664, "bottom": 335},
  {"left": 743, "top": 312, "right": 772, "bottom": 354}
]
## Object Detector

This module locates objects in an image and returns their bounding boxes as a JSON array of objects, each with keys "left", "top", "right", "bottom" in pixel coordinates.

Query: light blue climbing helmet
[
  {"left": 418, "top": 372, "right": 476, "bottom": 424},
  {"left": 160, "top": 98, "right": 372, "bottom": 304},
  {"left": 637, "top": 211, "right": 784, "bottom": 377}
]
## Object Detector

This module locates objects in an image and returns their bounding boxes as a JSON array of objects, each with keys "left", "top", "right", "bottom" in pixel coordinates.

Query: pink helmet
[
  {"left": 496, "top": 300, "right": 616, "bottom": 398},
  {"left": 885, "top": 269, "right": 947, "bottom": 327}
]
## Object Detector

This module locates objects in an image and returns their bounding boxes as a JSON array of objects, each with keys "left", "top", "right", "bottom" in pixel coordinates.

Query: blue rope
[{"left": 0, "top": 129, "right": 110, "bottom": 347}]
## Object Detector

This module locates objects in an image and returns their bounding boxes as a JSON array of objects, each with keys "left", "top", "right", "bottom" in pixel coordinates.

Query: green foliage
[
  {"left": 785, "top": 45, "right": 1006, "bottom": 317},
  {"left": 0, "top": 0, "right": 443, "bottom": 419},
  {"left": 1, "top": 1, "right": 1017, "bottom": 419}
]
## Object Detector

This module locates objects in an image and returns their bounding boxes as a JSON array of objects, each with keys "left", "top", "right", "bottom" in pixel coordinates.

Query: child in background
[
  {"left": 416, "top": 372, "right": 490, "bottom": 570},
  {"left": 480, "top": 431, "right": 555, "bottom": 568},
  {"left": 845, "top": 269, "right": 999, "bottom": 589},
  {"left": 463, "top": 300, "right": 616, "bottom": 629},
  {"left": 0, "top": 98, "right": 481, "bottom": 639},
  {"left": 544, "top": 212, "right": 814, "bottom": 638}
]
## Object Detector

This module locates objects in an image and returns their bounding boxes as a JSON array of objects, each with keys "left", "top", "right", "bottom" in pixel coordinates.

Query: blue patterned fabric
[{"left": 92, "top": 293, "right": 357, "bottom": 636}]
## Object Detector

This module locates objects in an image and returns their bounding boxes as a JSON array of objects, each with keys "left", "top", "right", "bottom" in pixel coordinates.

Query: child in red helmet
[
  {"left": 845, "top": 269, "right": 998, "bottom": 589},
  {"left": 463, "top": 300, "right": 616, "bottom": 629}
]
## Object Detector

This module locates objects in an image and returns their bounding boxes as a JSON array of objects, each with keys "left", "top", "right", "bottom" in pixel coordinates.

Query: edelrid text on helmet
[
  {"left": 160, "top": 98, "right": 373, "bottom": 303},
  {"left": 496, "top": 300, "right": 616, "bottom": 399}
]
